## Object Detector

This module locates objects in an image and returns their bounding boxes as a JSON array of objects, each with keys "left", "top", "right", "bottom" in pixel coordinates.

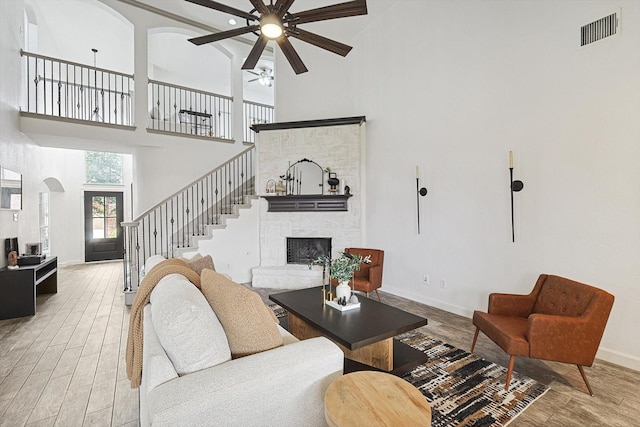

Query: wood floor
[
  {"left": 0, "top": 262, "right": 136, "bottom": 427},
  {"left": 1, "top": 261, "right": 639, "bottom": 426}
]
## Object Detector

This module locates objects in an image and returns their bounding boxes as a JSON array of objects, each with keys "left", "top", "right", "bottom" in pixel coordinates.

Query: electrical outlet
[
  {"left": 422, "top": 274, "right": 429, "bottom": 285},
  {"left": 440, "top": 278, "right": 447, "bottom": 289}
]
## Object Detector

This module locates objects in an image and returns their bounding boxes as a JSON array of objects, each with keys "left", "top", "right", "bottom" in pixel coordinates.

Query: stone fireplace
[{"left": 251, "top": 118, "right": 365, "bottom": 289}]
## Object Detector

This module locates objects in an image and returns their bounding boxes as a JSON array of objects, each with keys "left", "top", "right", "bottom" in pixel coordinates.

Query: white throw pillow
[
  {"left": 150, "top": 274, "right": 231, "bottom": 375},
  {"left": 145, "top": 255, "right": 166, "bottom": 275}
]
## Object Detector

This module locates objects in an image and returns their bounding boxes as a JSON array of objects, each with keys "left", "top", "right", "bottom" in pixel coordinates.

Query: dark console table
[{"left": 0, "top": 256, "right": 57, "bottom": 319}]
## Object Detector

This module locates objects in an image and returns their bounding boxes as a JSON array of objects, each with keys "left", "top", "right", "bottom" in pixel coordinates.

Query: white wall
[
  {"left": 0, "top": 0, "right": 42, "bottom": 268},
  {"left": 148, "top": 29, "right": 231, "bottom": 96},
  {"left": 25, "top": 0, "right": 134, "bottom": 73},
  {"left": 276, "top": 0, "right": 640, "bottom": 370},
  {"left": 188, "top": 199, "right": 260, "bottom": 283}
]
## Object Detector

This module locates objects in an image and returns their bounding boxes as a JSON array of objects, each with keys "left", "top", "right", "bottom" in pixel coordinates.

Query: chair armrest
[
  {"left": 527, "top": 313, "right": 599, "bottom": 366},
  {"left": 369, "top": 264, "right": 383, "bottom": 287},
  {"left": 147, "top": 337, "right": 343, "bottom": 427},
  {"left": 488, "top": 293, "right": 536, "bottom": 317}
]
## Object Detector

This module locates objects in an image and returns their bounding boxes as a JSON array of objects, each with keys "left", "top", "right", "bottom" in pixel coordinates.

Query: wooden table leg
[{"left": 288, "top": 313, "right": 393, "bottom": 371}]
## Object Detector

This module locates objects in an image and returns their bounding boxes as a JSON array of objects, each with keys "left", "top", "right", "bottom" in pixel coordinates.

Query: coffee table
[{"left": 269, "top": 286, "right": 428, "bottom": 374}]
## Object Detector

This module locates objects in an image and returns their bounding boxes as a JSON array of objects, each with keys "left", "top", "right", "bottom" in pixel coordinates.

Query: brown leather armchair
[
  {"left": 471, "top": 274, "right": 614, "bottom": 395},
  {"left": 344, "top": 248, "right": 384, "bottom": 301}
]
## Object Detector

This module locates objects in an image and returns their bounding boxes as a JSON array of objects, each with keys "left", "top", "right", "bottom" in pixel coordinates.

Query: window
[
  {"left": 39, "top": 192, "right": 50, "bottom": 254},
  {"left": 92, "top": 196, "right": 118, "bottom": 239},
  {"left": 85, "top": 151, "right": 123, "bottom": 184}
]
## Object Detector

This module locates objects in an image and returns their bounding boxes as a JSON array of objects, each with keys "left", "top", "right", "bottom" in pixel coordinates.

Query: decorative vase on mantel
[{"left": 335, "top": 280, "right": 351, "bottom": 300}]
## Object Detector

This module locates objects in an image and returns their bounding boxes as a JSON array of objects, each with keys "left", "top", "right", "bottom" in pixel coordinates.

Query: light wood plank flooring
[
  {"left": 1, "top": 261, "right": 639, "bottom": 426},
  {"left": 0, "top": 261, "right": 136, "bottom": 427}
]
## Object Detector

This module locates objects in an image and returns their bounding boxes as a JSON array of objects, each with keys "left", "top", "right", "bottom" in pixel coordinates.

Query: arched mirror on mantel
[{"left": 281, "top": 159, "right": 324, "bottom": 195}]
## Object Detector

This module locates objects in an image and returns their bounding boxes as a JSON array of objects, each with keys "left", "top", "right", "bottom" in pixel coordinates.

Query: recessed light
[{"left": 228, "top": 18, "right": 237, "bottom": 26}]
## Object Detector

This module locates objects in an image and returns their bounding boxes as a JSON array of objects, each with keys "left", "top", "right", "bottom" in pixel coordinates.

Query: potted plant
[{"left": 310, "top": 253, "right": 371, "bottom": 301}]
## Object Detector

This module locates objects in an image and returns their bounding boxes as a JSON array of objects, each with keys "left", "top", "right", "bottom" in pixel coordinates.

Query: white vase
[{"left": 335, "top": 281, "right": 351, "bottom": 300}]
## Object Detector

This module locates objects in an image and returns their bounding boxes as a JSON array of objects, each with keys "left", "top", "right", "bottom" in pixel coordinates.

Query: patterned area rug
[
  {"left": 398, "top": 331, "right": 548, "bottom": 427},
  {"left": 268, "top": 304, "right": 548, "bottom": 427}
]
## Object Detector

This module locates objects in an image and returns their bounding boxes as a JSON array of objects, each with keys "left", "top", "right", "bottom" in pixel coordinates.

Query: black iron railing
[
  {"left": 148, "top": 79, "right": 233, "bottom": 140},
  {"left": 243, "top": 100, "right": 274, "bottom": 143},
  {"left": 122, "top": 146, "right": 255, "bottom": 293},
  {"left": 21, "top": 50, "right": 134, "bottom": 126}
]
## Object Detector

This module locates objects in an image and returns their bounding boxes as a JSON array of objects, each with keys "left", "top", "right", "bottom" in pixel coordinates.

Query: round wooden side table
[{"left": 325, "top": 371, "right": 432, "bottom": 427}]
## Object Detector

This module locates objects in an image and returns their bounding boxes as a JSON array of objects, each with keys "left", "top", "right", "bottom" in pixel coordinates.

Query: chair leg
[
  {"left": 470, "top": 328, "right": 480, "bottom": 353},
  {"left": 577, "top": 365, "right": 594, "bottom": 396},
  {"left": 374, "top": 289, "right": 381, "bottom": 302},
  {"left": 505, "top": 356, "right": 516, "bottom": 391}
]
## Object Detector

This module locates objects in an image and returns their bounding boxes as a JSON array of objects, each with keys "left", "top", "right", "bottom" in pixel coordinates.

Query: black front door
[{"left": 84, "top": 191, "right": 124, "bottom": 262}]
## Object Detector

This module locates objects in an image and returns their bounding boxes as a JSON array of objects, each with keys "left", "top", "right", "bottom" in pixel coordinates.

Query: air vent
[{"left": 581, "top": 13, "right": 618, "bottom": 46}]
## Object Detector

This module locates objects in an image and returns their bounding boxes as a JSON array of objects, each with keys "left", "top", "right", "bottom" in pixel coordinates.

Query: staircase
[{"left": 122, "top": 146, "right": 256, "bottom": 297}]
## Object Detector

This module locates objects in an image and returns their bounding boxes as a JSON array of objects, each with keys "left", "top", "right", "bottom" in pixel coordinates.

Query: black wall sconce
[
  {"left": 416, "top": 166, "right": 428, "bottom": 234},
  {"left": 509, "top": 151, "right": 524, "bottom": 242}
]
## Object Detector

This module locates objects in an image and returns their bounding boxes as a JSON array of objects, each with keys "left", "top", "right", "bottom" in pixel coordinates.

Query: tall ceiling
[{"left": 136, "top": 0, "right": 378, "bottom": 43}]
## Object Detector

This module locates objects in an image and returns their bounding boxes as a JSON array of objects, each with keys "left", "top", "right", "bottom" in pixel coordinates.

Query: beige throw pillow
[
  {"left": 200, "top": 269, "right": 283, "bottom": 358},
  {"left": 185, "top": 254, "right": 216, "bottom": 275}
]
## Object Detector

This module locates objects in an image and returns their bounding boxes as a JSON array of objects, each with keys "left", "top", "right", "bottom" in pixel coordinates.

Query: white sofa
[{"left": 139, "top": 272, "right": 344, "bottom": 427}]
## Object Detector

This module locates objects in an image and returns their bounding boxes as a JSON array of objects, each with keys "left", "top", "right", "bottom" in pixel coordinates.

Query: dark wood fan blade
[
  {"left": 275, "top": 0, "right": 296, "bottom": 16},
  {"left": 287, "top": 27, "right": 352, "bottom": 56},
  {"left": 248, "top": 0, "right": 269, "bottom": 15},
  {"left": 277, "top": 37, "right": 308, "bottom": 74},
  {"left": 286, "top": 0, "right": 367, "bottom": 25},
  {"left": 242, "top": 35, "right": 269, "bottom": 70},
  {"left": 185, "top": 0, "right": 257, "bottom": 21},
  {"left": 188, "top": 25, "right": 259, "bottom": 45}
]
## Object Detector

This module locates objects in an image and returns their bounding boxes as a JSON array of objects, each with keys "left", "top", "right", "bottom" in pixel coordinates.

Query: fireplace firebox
[{"left": 286, "top": 238, "right": 331, "bottom": 265}]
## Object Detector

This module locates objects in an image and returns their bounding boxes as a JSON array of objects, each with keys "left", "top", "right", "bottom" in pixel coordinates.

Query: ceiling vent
[{"left": 581, "top": 13, "right": 618, "bottom": 46}]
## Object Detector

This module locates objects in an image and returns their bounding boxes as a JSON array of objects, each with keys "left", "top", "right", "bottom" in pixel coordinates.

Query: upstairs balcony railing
[
  {"left": 122, "top": 145, "right": 255, "bottom": 294},
  {"left": 243, "top": 100, "right": 274, "bottom": 144},
  {"left": 148, "top": 79, "right": 233, "bottom": 141},
  {"left": 21, "top": 50, "right": 134, "bottom": 126}
]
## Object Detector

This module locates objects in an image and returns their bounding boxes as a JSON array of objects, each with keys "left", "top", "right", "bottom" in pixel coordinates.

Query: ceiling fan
[
  {"left": 247, "top": 67, "right": 274, "bottom": 87},
  {"left": 185, "top": 0, "right": 368, "bottom": 74}
]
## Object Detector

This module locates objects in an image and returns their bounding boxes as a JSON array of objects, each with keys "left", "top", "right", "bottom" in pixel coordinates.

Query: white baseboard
[
  {"left": 382, "top": 285, "right": 473, "bottom": 319},
  {"left": 596, "top": 347, "right": 640, "bottom": 371},
  {"left": 382, "top": 285, "right": 640, "bottom": 372}
]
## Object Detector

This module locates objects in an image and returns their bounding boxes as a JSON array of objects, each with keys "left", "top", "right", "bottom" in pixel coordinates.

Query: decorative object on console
[
  {"left": 327, "top": 172, "right": 339, "bottom": 193},
  {"left": 281, "top": 158, "right": 324, "bottom": 195},
  {"left": 25, "top": 242, "right": 42, "bottom": 256},
  {"left": 415, "top": 166, "right": 428, "bottom": 235},
  {"left": 4, "top": 237, "right": 18, "bottom": 259},
  {"left": 265, "top": 179, "right": 276, "bottom": 194},
  {"left": 509, "top": 151, "right": 524, "bottom": 242},
  {"left": 275, "top": 180, "right": 286, "bottom": 196},
  {"left": 7, "top": 251, "right": 18, "bottom": 269}
]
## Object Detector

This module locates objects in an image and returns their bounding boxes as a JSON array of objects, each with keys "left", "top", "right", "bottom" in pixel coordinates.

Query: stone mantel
[{"left": 261, "top": 194, "right": 352, "bottom": 212}]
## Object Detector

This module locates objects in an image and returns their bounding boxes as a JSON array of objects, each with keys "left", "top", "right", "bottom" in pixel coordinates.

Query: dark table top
[{"left": 269, "top": 286, "right": 427, "bottom": 350}]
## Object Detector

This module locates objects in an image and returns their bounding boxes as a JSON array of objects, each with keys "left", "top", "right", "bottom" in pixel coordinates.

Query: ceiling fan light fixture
[{"left": 260, "top": 15, "right": 283, "bottom": 39}]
